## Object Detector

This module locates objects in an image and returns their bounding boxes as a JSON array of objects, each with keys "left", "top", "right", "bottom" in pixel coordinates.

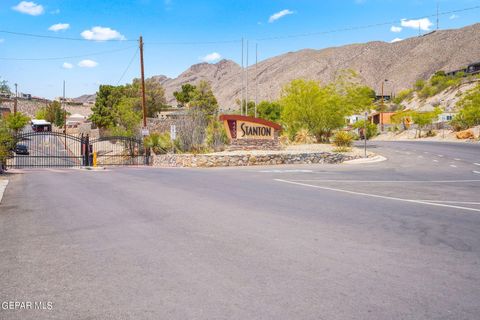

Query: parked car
[{"left": 15, "top": 144, "right": 29, "bottom": 155}]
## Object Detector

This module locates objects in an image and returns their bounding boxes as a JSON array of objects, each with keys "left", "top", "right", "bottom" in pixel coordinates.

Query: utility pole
[
  {"left": 241, "top": 38, "right": 244, "bottom": 115},
  {"left": 255, "top": 43, "right": 258, "bottom": 118},
  {"left": 436, "top": 2, "right": 439, "bottom": 30},
  {"left": 246, "top": 40, "right": 249, "bottom": 116},
  {"left": 139, "top": 36, "right": 147, "bottom": 129},
  {"left": 14, "top": 83, "right": 18, "bottom": 115},
  {"left": 381, "top": 79, "right": 388, "bottom": 109}
]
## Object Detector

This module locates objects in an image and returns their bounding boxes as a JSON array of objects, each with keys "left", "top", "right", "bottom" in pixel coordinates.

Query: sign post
[{"left": 364, "top": 111, "right": 368, "bottom": 158}]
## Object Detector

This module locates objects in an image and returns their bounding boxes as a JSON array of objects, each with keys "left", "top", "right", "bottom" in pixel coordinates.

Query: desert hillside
[{"left": 152, "top": 23, "right": 480, "bottom": 110}]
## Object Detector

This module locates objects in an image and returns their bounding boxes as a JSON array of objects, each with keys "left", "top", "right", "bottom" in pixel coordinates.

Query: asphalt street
[{"left": 1, "top": 141, "right": 479, "bottom": 319}]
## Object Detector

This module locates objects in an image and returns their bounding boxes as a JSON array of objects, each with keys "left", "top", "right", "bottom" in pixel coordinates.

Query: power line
[
  {"left": 255, "top": 5, "right": 480, "bottom": 41},
  {"left": 146, "top": 39, "right": 242, "bottom": 45},
  {"left": 0, "top": 46, "right": 137, "bottom": 61},
  {"left": 0, "top": 29, "right": 137, "bottom": 42},
  {"left": 0, "top": 5, "right": 478, "bottom": 46},
  {"left": 116, "top": 47, "right": 139, "bottom": 85}
]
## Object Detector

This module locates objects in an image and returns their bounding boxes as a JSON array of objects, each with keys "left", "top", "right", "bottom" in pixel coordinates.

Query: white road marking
[
  {"left": 423, "top": 152, "right": 429, "bottom": 154},
  {"left": 419, "top": 200, "right": 480, "bottom": 205},
  {"left": 275, "top": 179, "right": 480, "bottom": 213},
  {"left": 474, "top": 163, "right": 480, "bottom": 166},
  {"left": 450, "top": 165, "right": 457, "bottom": 168},
  {"left": 0, "top": 180, "right": 8, "bottom": 204},
  {"left": 259, "top": 169, "right": 313, "bottom": 173},
  {"left": 437, "top": 155, "right": 444, "bottom": 157},
  {"left": 418, "top": 155, "right": 423, "bottom": 158},
  {"left": 474, "top": 171, "right": 480, "bottom": 175},
  {"left": 454, "top": 158, "right": 462, "bottom": 161},
  {"left": 288, "top": 179, "right": 480, "bottom": 183},
  {"left": 433, "top": 160, "right": 439, "bottom": 163}
]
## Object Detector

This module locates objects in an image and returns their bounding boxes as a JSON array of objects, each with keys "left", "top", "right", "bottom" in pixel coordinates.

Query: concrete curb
[
  {"left": 343, "top": 155, "right": 387, "bottom": 164},
  {"left": 0, "top": 180, "right": 9, "bottom": 204}
]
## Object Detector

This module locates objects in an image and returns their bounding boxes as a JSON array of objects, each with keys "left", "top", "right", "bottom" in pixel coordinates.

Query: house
[
  {"left": 369, "top": 112, "right": 396, "bottom": 131},
  {"left": 66, "top": 113, "right": 87, "bottom": 128},
  {"left": 346, "top": 114, "right": 367, "bottom": 125},
  {"left": 436, "top": 112, "right": 457, "bottom": 123}
]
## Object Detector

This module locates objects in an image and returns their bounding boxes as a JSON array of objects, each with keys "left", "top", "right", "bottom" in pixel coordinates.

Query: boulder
[{"left": 456, "top": 130, "right": 475, "bottom": 140}]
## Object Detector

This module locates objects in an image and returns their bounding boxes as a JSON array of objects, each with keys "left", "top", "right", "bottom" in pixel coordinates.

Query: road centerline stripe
[{"left": 275, "top": 179, "right": 480, "bottom": 213}]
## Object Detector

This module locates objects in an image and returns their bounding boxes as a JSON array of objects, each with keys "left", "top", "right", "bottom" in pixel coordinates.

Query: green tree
[
  {"left": 35, "top": 101, "right": 67, "bottom": 127},
  {"left": 5, "top": 112, "right": 30, "bottom": 134},
  {"left": 130, "top": 78, "right": 168, "bottom": 117},
  {"left": 247, "top": 101, "right": 283, "bottom": 122},
  {"left": 411, "top": 108, "right": 441, "bottom": 138},
  {"left": 173, "top": 84, "right": 196, "bottom": 107},
  {"left": 452, "top": 84, "right": 480, "bottom": 129},
  {"left": 353, "top": 120, "right": 378, "bottom": 139},
  {"left": 110, "top": 97, "right": 142, "bottom": 137},
  {"left": 90, "top": 85, "right": 124, "bottom": 129},
  {"left": 0, "top": 77, "right": 12, "bottom": 95},
  {"left": 0, "top": 119, "right": 15, "bottom": 170},
  {"left": 189, "top": 80, "right": 218, "bottom": 116},
  {"left": 280, "top": 79, "right": 366, "bottom": 142}
]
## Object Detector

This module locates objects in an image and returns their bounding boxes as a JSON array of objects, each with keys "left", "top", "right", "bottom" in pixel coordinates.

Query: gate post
[{"left": 84, "top": 134, "right": 90, "bottom": 167}]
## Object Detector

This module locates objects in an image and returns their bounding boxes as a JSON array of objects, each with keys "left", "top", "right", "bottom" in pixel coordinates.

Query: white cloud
[
  {"left": 62, "top": 62, "right": 73, "bottom": 69},
  {"left": 269, "top": 9, "right": 294, "bottom": 23},
  {"left": 449, "top": 14, "right": 459, "bottom": 20},
  {"left": 78, "top": 60, "right": 98, "bottom": 68},
  {"left": 390, "top": 26, "right": 402, "bottom": 33},
  {"left": 390, "top": 38, "right": 403, "bottom": 43},
  {"left": 400, "top": 18, "right": 433, "bottom": 31},
  {"left": 49, "top": 23, "right": 70, "bottom": 32},
  {"left": 12, "top": 1, "right": 44, "bottom": 16},
  {"left": 80, "top": 26, "right": 126, "bottom": 41},
  {"left": 200, "top": 52, "right": 222, "bottom": 63}
]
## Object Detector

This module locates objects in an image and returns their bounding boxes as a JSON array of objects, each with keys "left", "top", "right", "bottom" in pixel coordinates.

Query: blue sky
[{"left": 0, "top": 0, "right": 479, "bottom": 99}]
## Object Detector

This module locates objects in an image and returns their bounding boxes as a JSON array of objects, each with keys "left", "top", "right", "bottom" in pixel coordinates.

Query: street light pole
[
  {"left": 63, "top": 80, "right": 67, "bottom": 149},
  {"left": 139, "top": 35, "right": 147, "bottom": 130}
]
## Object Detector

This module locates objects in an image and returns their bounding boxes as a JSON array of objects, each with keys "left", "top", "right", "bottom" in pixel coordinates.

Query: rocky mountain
[
  {"left": 152, "top": 23, "right": 480, "bottom": 111},
  {"left": 73, "top": 94, "right": 96, "bottom": 105}
]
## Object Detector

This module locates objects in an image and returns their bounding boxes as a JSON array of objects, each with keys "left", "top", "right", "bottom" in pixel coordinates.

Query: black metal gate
[
  {"left": 89, "top": 136, "right": 148, "bottom": 166},
  {"left": 7, "top": 131, "right": 85, "bottom": 168},
  {"left": 7, "top": 132, "right": 149, "bottom": 168}
]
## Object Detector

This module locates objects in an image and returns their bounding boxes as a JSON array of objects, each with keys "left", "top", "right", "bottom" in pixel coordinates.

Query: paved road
[{"left": 1, "top": 141, "right": 479, "bottom": 319}]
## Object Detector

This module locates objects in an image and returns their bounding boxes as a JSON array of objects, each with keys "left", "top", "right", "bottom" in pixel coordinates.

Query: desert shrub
[
  {"left": 206, "top": 121, "right": 228, "bottom": 152},
  {"left": 393, "top": 89, "right": 413, "bottom": 104},
  {"left": 294, "top": 128, "right": 315, "bottom": 144},
  {"left": 425, "top": 130, "right": 437, "bottom": 137},
  {"left": 352, "top": 120, "right": 378, "bottom": 139},
  {"left": 144, "top": 132, "right": 172, "bottom": 154},
  {"left": 453, "top": 84, "right": 480, "bottom": 128},
  {"left": 332, "top": 131, "right": 354, "bottom": 148}
]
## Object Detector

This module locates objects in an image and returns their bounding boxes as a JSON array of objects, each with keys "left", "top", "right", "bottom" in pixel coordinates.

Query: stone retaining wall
[{"left": 152, "top": 152, "right": 358, "bottom": 168}]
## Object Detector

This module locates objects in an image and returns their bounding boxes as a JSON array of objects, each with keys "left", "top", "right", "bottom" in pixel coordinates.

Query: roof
[{"left": 31, "top": 119, "right": 51, "bottom": 125}]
